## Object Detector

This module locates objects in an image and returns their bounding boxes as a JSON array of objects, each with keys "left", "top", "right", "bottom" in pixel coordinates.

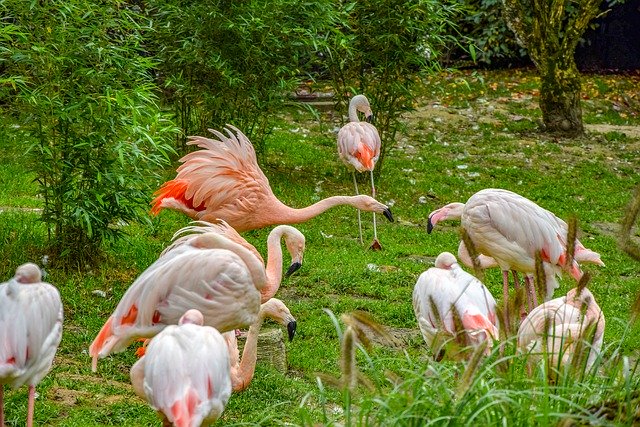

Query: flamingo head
[
  {"left": 260, "top": 298, "right": 297, "bottom": 341},
  {"left": 179, "top": 309, "right": 204, "bottom": 326},
  {"left": 14, "top": 263, "right": 42, "bottom": 284},
  {"left": 434, "top": 252, "right": 458, "bottom": 270},
  {"left": 427, "top": 202, "right": 465, "bottom": 233},
  {"left": 283, "top": 227, "right": 305, "bottom": 277}
]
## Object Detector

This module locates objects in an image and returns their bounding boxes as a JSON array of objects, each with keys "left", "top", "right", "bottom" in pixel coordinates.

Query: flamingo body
[
  {"left": 412, "top": 252, "right": 499, "bottom": 350},
  {"left": 0, "top": 263, "right": 63, "bottom": 427},
  {"left": 518, "top": 287, "right": 605, "bottom": 370},
  {"left": 90, "top": 233, "right": 266, "bottom": 371},
  {"left": 151, "top": 125, "right": 393, "bottom": 232},
  {"left": 130, "top": 309, "right": 232, "bottom": 427}
]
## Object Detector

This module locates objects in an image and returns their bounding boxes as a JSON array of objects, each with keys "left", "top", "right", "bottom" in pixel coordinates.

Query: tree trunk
[{"left": 539, "top": 58, "right": 584, "bottom": 136}]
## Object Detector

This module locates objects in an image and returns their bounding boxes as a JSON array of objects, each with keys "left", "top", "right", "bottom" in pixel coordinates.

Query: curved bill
[
  {"left": 285, "top": 261, "right": 302, "bottom": 277},
  {"left": 383, "top": 208, "right": 394, "bottom": 222},
  {"left": 427, "top": 216, "right": 434, "bottom": 234},
  {"left": 287, "top": 320, "right": 297, "bottom": 341}
]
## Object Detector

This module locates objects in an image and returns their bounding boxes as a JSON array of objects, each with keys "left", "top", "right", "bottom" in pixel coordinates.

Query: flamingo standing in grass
[
  {"left": 130, "top": 309, "right": 232, "bottom": 427},
  {"left": 89, "top": 232, "right": 266, "bottom": 372},
  {"left": 412, "top": 252, "right": 499, "bottom": 354},
  {"left": 427, "top": 188, "right": 604, "bottom": 313},
  {"left": 518, "top": 287, "right": 605, "bottom": 371},
  {"left": 337, "top": 95, "right": 383, "bottom": 249},
  {"left": 223, "top": 298, "right": 297, "bottom": 392},
  {"left": 151, "top": 125, "right": 393, "bottom": 232},
  {"left": 0, "top": 263, "right": 63, "bottom": 427},
  {"left": 162, "top": 220, "right": 305, "bottom": 303}
]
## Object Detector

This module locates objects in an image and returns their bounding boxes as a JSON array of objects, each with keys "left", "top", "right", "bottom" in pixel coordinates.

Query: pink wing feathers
[{"left": 337, "top": 122, "right": 381, "bottom": 172}]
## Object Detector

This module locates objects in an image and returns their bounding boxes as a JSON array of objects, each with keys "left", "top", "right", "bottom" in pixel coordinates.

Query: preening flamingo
[
  {"left": 0, "top": 263, "right": 63, "bottom": 427},
  {"left": 89, "top": 232, "right": 266, "bottom": 371},
  {"left": 161, "top": 220, "right": 305, "bottom": 303},
  {"left": 130, "top": 309, "right": 232, "bottom": 427},
  {"left": 223, "top": 298, "right": 297, "bottom": 392},
  {"left": 151, "top": 125, "right": 394, "bottom": 232},
  {"left": 412, "top": 252, "right": 499, "bottom": 354},
  {"left": 427, "top": 188, "right": 604, "bottom": 311},
  {"left": 518, "top": 287, "right": 605, "bottom": 371},
  {"left": 337, "top": 95, "right": 383, "bottom": 249}
]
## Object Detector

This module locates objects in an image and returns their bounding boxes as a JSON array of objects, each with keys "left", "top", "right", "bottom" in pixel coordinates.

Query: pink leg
[
  {"left": 27, "top": 385, "right": 35, "bottom": 427},
  {"left": 502, "top": 270, "right": 510, "bottom": 312}
]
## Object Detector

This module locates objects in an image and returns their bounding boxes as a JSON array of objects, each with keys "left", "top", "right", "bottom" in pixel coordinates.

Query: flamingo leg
[
  {"left": 352, "top": 171, "right": 363, "bottom": 245},
  {"left": 370, "top": 170, "right": 378, "bottom": 242},
  {"left": 26, "top": 385, "right": 35, "bottom": 427}
]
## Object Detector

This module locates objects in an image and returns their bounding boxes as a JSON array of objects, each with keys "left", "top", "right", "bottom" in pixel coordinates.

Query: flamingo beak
[
  {"left": 285, "top": 261, "right": 302, "bottom": 277},
  {"left": 383, "top": 208, "right": 394, "bottom": 222},
  {"left": 365, "top": 114, "right": 373, "bottom": 124},
  {"left": 287, "top": 320, "right": 297, "bottom": 341},
  {"left": 427, "top": 216, "right": 434, "bottom": 234}
]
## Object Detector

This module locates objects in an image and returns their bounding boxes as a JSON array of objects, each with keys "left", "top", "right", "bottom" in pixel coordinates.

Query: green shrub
[{"left": 2, "top": 0, "right": 177, "bottom": 267}]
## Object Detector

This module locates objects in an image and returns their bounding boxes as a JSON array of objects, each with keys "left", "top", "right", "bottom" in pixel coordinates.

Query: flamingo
[
  {"left": 412, "top": 252, "right": 499, "bottom": 354},
  {"left": 223, "top": 298, "right": 297, "bottom": 392},
  {"left": 518, "top": 287, "right": 605, "bottom": 371},
  {"left": 130, "top": 309, "right": 232, "bottom": 427},
  {"left": 89, "top": 232, "right": 266, "bottom": 372},
  {"left": 161, "top": 220, "right": 305, "bottom": 303},
  {"left": 427, "top": 188, "right": 604, "bottom": 312},
  {"left": 337, "top": 95, "right": 382, "bottom": 249},
  {"left": 0, "top": 263, "right": 63, "bottom": 427},
  {"left": 151, "top": 125, "right": 394, "bottom": 232}
]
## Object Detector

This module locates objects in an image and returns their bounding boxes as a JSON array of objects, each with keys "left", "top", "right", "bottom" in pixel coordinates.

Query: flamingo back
[{"left": 337, "top": 122, "right": 381, "bottom": 172}]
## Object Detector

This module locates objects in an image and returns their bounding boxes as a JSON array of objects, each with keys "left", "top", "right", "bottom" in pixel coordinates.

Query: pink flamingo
[
  {"left": 130, "top": 309, "right": 232, "bottom": 427},
  {"left": 412, "top": 252, "right": 499, "bottom": 353},
  {"left": 337, "top": 95, "right": 383, "bottom": 249},
  {"left": 427, "top": 188, "right": 604, "bottom": 312},
  {"left": 222, "top": 298, "right": 297, "bottom": 392},
  {"left": 89, "top": 232, "right": 266, "bottom": 372},
  {"left": 0, "top": 263, "right": 63, "bottom": 427},
  {"left": 518, "top": 287, "right": 605, "bottom": 371},
  {"left": 161, "top": 220, "right": 305, "bottom": 303},
  {"left": 151, "top": 125, "right": 393, "bottom": 232}
]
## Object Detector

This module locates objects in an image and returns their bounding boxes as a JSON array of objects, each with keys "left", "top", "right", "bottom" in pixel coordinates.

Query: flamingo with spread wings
[
  {"left": 130, "top": 309, "right": 232, "bottom": 427},
  {"left": 0, "top": 263, "right": 63, "bottom": 427},
  {"left": 151, "top": 125, "right": 393, "bottom": 232},
  {"left": 427, "top": 188, "right": 604, "bottom": 312},
  {"left": 337, "top": 95, "right": 383, "bottom": 249},
  {"left": 89, "top": 232, "right": 266, "bottom": 372},
  {"left": 412, "top": 252, "right": 499, "bottom": 354}
]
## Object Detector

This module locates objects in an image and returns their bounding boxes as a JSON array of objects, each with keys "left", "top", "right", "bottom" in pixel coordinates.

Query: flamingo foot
[{"left": 369, "top": 239, "right": 382, "bottom": 251}]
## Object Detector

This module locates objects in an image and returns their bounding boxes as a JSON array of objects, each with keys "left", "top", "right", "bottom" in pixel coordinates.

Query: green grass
[{"left": 1, "top": 68, "right": 640, "bottom": 426}]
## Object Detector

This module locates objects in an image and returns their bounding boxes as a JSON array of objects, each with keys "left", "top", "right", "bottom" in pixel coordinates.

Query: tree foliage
[{"left": 2, "top": 0, "right": 177, "bottom": 267}]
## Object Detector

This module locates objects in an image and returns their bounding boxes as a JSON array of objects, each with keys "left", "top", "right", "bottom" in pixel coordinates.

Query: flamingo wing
[
  {"left": 152, "top": 125, "right": 275, "bottom": 225},
  {"left": 141, "top": 324, "right": 232, "bottom": 426},
  {"left": 90, "top": 246, "right": 262, "bottom": 365},
  {"left": 0, "top": 280, "right": 63, "bottom": 388},
  {"left": 337, "top": 122, "right": 381, "bottom": 172}
]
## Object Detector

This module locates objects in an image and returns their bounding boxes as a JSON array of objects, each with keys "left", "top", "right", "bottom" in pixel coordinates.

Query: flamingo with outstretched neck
[
  {"left": 427, "top": 188, "right": 604, "bottom": 313},
  {"left": 337, "top": 95, "right": 383, "bottom": 249},
  {"left": 151, "top": 125, "right": 394, "bottom": 231},
  {"left": 0, "top": 263, "right": 63, "bottom": 427}
]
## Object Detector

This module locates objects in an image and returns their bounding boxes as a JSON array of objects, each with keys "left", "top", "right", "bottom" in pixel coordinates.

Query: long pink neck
[
  {"left": 264, "top": 196, "right": 362, "bottom": 226},
  {"left": 231, "top": 316, "right": 265, "bottom": 392},
  {"left": 261, "top": 230, "right": 285, "bottom": 302}
]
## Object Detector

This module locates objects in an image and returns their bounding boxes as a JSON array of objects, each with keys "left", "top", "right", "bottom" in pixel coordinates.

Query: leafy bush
[
  {"left": 146, "top": 0, "right": 333, "bottom": 154},
  {"left": 2, "top": 0, "right": 177, "bottom": 267}
]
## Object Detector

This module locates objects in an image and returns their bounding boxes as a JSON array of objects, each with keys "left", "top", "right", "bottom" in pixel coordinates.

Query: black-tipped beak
[
  {"left": 365, "top": 114, "right": 373, "bottom": 124},
  {"left": 383, "top": 208, "right": 394, "bottom": 222},
  {"left": 285, "top": 261, "right": 302, "bottom": 277},
  {"left": 287, "top": 321, "right": 297, "bottom": 341},
  {"left": 427, "top": 217, "right": 434, "bottom": 234}
]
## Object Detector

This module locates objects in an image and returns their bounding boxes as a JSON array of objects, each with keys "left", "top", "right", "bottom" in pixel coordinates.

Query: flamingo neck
[
  {"left": 348, "top": 100, "right": 361, "bottom": 123},
  {"left": 265, "top": 196, "right": 361, "bottom": 226},
  {"left": 232, "top": 316, "right": 266, "bottom": 392},
  {"left": 262, "top": 229, "right": 286, "bottom": 302}
]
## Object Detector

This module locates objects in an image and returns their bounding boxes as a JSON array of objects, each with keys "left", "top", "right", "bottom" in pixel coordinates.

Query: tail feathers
[
  {"left": 170, "top": 388, "right": 201, "bottom": 427},
  {"left": 151, "top": 180, "right": 205, "bottom": 215},
  {"left": 89, "top": 316, "right": 115, "bottom": 372},
  {"left": 575, "top": 247, "right": 605, "bottom": 267}
]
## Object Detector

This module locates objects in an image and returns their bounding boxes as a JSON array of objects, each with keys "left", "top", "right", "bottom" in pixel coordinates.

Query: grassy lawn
[{"left": 1, "top": 68, "right": 639, "bottom": 426}]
